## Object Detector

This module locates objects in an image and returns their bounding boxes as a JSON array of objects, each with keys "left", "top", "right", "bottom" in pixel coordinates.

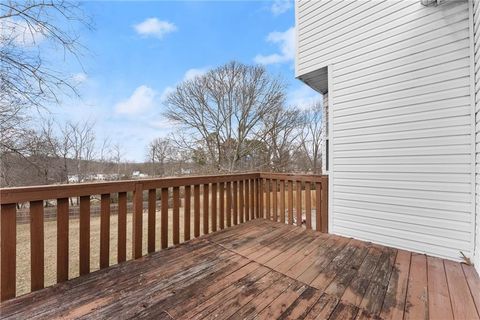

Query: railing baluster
[
  {"left": 117, "top": 192, "right": 127, "bottom": 263},
  {"left": 321, "top": 177, "right": 329, "bottom": 233},
  {"left": 57, "top": 198, "right": 69, "bottom": 282},
  {"left": 161, "top": 188, "right": 169, "bottom": 248},
  {"left": 280, "top": 180, "right": 285, "bottom": 224},
  {"left": 259, "top": 179, "right": 264, "bottom": 218},
  {"left": 288, "top": 181, "right": 293, "bottom": 225},
  {"left": 30, "top": 200, "right": 44, "bottom": 291},
  {"left": 250, "top": 179, "right": 255, "bottom": 219},
  {"left": 266, "top": 179, "right": 271, "bottom": 220},
  {"left": 148, "top": 189, "right": 156, "bottom": 253},
  {"left": 211, "top": 183, "right": 217, "bottom": 232},
  {"left": 244, "top": 180, "right": 249, "bottom": 221},
  {"left": 173, "top": 187, "right": 180, "bottom": 245},
  {"left": 315, "top": 182, "right": 321, "bottom": 232},
  {"left": 100, "top": 194, "right": 110, "bottom": 269},
  {"left": 273, "top": 179, "right": 278, "bottom": 222},
  {"left": 1, "top": 203, "right": 16, "bottom": 301},
  {"left": 194, "top": 185, "right": 200, "bottom": 237},
  {"left": 79, "top": 195, "right": 90, "bottom": 275},
  {"left": 132, "top": 184, "right": 143, "bottom": 259},
  {"left": 296, "top": 181, "right": 302, "bottom": 227},
  {"left": 239, "top": 180, "right": 244, "bottom": 223},
  {"left": 305, "top": 182, "right": 312, "bottom": 229},
  {"left": 184, "top": 186, "right": 191, "bottom": 241},
  {"left": 233, "top": 181, "right": 238, "bottom": 225},
  {"left": 219, "top": 182, "right": 225, "bottom": 229},
  {"left": 226, "top": 182, "right": 232, "bottom": 227},
  {"left": 203, "top": 184, "right": 209, "bottom": 235}
]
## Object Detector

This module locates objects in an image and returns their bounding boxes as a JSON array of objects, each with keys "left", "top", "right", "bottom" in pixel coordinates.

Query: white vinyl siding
[
  {"left": 297, "top": 0, "right": 475, "bottom": 262},
  {"left": 473, "top": 0, "right": 480, "bottom": 272}
]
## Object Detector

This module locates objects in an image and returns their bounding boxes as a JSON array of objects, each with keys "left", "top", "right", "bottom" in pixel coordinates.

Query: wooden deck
[{"left": 1, "top": 219, "right": 479, "bottom": 320}]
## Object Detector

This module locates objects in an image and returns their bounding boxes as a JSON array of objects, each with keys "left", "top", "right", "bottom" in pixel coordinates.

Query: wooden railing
[{"left": 0, "top": 172, "right": 328, "bottom": 301}]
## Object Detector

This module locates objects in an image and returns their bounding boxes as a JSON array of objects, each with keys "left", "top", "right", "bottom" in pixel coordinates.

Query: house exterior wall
[
  {"left": 296, "top": 0, "right": 476, "bottom": 262},
  {"left": 473, "top": 0, "right": 480, "bottom": 272}
]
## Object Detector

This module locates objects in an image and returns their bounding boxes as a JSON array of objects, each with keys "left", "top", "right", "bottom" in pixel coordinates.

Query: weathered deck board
[{"left": 1, "top": 219, "right": 479, "bottom": 320}]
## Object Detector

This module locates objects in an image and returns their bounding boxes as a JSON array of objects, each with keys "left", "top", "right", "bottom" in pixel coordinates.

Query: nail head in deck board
[
  {"left": 161, "top": 187, "right": 169, "bottom": 249},
  {"left": 203, "top": 184, "right": 209, "bottom": 235},
  {"left": 211, "top": 183, "right": 218, "bottom": 232},
  {"left": 173, "top": 187, "right": 180, "bottom": 245},
  {"left": 233, "top": 181, "right": 238, "bottom": 225},
  {"left": 426, "top": 256, "right": 453, "bottom": 320},
  {"left": 0, "top": 203, "right": 16, "bottom": 301},
  {"left": 132, "top": 183, "right": 143, "bottom": 259},
  {"left": 79, "top": 195, "right": 90, "bottom": 275},
  {"left": 56, "top": 197, "right": 69, "bottom": 283},
  {"left": 404, "top": 253, "right": 428, "bottom": 320},
  {"left": 148, "top": 189, "right": 156, "bottom": 253},
  {"left": 444, "top": 260, "right": 480, "bottom": 319},
  {"left": 29, "top": 200, "right": 45, "bottom": 292},
  {"left": 219, "top": 182, "right": 225, "bottom": 229},
  {"left": 100, "top": 194, "right": 111, "bottom": 269},
  {"left": 117, "top": 192, "right": 127, "bottom": 263},
  {"left": 296, "top": 181, "right": 302, "bottom": 226}
]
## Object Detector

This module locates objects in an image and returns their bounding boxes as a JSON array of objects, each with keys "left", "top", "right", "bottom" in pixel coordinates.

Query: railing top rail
[
  {"left": 258, "top": 172, "right": 327, "bottom": 182},
  {"left": 0, "top": 172, "right": 260, "bottom": 205},
  {"left": 0, "top": 172, "right": 328, "bottom": 205}
]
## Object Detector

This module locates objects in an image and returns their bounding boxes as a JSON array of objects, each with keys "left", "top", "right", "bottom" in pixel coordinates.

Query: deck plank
[
  {"left": 426, "top": 256, "right": 453, "bottom": 320},
  {"left": 1, "top": 219, "right": 479, "bottom": 320},
  {"left": 444, "top": 260, "right": 480, "bottom": 320}
]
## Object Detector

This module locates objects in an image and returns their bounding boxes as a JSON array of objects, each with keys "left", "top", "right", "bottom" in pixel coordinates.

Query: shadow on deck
[{"left": 1, "top": 219, "right": 479, "bottom": 319}]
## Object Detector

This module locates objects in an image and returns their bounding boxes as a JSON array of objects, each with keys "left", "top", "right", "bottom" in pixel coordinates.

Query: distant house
[{"left": 296, "top": 0, "right": 480, "bottom": 272}]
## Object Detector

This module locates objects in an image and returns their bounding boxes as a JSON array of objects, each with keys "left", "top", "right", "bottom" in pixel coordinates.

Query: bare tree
[
  {"left": 164, "top": 61, "right": 285, "bottom": 173},
  {"left": 260, "top": 107, "right": 303, "bottom": 172},
  {"left": 147, "top": 137, "right": 173, "bottom": 176},
  {"left": 0, "top": 1, "right": 90, "bottom": 162},
  {"left": 300, "top": 100, "right": 323, "bottom": 174},
  {"left": 67, "top": 120, "right": 95, "bottom": 181}
]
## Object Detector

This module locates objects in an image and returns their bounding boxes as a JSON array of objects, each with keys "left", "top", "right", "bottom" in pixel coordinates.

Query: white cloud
[
  {"left": 271, "top": 0, "right": 292, "bottom": 15},
  {"left": 115, "top": 85, "right": 157, "bottom": 115},
  {"left": 254, "top": 26, "right": 295, "bottom": 65},
  {"left": 72, "top": 72, "right": 88, "bottom": 84},
  {"left": 0, "top": 18, "right": 45, "bottom": 46},
  {"left": 288, "top": 84, "right": 321, "bottom": 110},
  {"left": 134, "top": 18, "right": 177, "bottom": 39},
  {"left": 160, "top": 67, "right": 209, "bottom": 101}
]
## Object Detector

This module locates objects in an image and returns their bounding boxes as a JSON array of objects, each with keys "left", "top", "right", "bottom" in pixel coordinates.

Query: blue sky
[{"left": 52, "top": 0, "right": 320, "bottom": 162}]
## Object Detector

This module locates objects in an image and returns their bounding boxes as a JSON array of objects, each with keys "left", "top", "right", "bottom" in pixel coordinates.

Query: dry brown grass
[{"left": 15, "top": 190, "right": 318, "bottom": 296}]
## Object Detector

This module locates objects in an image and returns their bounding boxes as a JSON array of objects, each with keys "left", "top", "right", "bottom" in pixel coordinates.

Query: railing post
[
  {"left": 321, "top": 176, "right": 329, "bottom": 233},
  {"left": 30, "top": 200, "right": 44, "bottom": 291},
  {"left": 79, "top": 195, "right": 90, "bottom": 275},
  {"left": 133, "top": 183, "right": 143, "bottom": 259},
  {"left": 57, "top": 198, "right": 69, "bottom": 282},
  {"left": 1, "top": 203, "right": 16, "bottom": 301}
]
